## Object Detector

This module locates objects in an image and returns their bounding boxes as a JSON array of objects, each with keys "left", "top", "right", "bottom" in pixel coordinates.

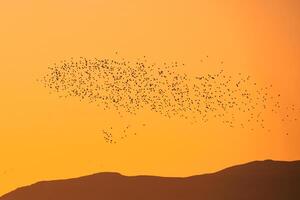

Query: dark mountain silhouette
[{"left": 1, "top": 160, "right": 300, "bottom": 200}]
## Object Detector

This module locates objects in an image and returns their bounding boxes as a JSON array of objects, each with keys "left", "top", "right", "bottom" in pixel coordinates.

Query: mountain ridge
[{"left": 1, "top": 160, "right": 300, "bottom": 200}]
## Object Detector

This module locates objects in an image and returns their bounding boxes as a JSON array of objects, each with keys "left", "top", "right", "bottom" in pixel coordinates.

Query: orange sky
[{"left": 0, "top": 0, "right": 300, "bottom": 196}]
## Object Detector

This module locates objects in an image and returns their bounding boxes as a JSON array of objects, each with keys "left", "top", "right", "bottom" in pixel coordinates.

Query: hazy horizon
[{"left": 0, "top": 0, "right": 300, "bottom": 196}]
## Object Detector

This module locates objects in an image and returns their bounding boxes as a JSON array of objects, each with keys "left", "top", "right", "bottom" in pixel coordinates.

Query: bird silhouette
[{"left": 39, "top": 56, "right": 299, "bottom": 143}]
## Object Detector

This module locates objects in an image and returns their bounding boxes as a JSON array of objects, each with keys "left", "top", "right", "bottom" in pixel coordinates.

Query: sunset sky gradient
[{"left": 0, "top": 0, "right": 300, "bottom": 196}]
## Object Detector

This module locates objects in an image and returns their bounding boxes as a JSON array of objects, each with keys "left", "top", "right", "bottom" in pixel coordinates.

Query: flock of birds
[
  {"left": 102, "top": 125, "right": 139, "bottom": 144},
  {"left": 38, "top": 55, "right": 299, "bottom": 144}
]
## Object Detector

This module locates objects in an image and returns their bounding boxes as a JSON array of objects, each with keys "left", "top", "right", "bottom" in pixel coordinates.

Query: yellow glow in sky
[{"left": 0, "top": 0, "right": 300, "bottom": 196}]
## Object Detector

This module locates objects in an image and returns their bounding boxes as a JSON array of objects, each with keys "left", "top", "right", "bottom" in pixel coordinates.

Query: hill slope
[{"left": 1, "top": 160, "right": 300, "bottom": 200}]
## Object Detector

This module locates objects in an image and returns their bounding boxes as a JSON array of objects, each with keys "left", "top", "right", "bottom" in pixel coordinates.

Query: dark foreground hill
[{"left": 1, "top": 160, "right": 300, "bottom": 200}]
